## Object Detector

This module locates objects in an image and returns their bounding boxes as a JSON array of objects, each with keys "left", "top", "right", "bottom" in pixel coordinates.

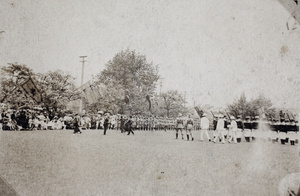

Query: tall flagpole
[{"left": 79, "top": 56, "right": 87, "bottom": 113}]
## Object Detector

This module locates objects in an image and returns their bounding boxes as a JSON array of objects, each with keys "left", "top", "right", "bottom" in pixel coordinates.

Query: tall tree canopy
[
  {"left": 227, "top": 93, "right": 275, "bottom": 119},
  {"left": 37, "top": 70, "right": 82, "bottom": 114},
  {"left": 1, "top": 63, "right": 35, "bottom": 108},
  {"left": 160, "top": 90, "right": 187, "bottom": 117},
  {"left": 94, "top": 49, "right": 159, "bottom": 115},
  {"left": 1, "top": 64, "right": 81, "bottom": 116}
]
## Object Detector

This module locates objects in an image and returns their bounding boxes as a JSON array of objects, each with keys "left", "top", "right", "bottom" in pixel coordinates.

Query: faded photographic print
[{"left": 0, "top": 0, "right": 300, "bottom": 195}]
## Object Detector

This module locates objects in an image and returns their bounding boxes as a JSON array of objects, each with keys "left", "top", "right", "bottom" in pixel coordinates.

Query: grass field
[{"left": 0, "top": 129, "right": 299, "bottom": 196}]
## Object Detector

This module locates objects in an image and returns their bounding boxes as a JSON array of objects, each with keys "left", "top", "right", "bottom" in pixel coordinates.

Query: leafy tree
[
  {"left": 227, "top": 93, "right": 275, "bottom": 119},
  {"left": 94, "top": 49, "right": 159, "bottom": 115},
  {"left": 36, "top": 70, "right": 81, "bottom": 116},
  {"left": 0, "top": 63, "right": 35, "bottom": 108},
  {"left": 1, "top": 64, "right": 81, "bottom": 117},
  {"left": 160, "top": 90, "right": 187, "bottom": 117},
  {"left": 227, "top": 92, "right": 250, "bottom": 118},
  {"left": 249, "top": 94, "right": 275, "bottom": 118},
  {"left": 85, "top": 82, "right": 125, "bottom": 114}
]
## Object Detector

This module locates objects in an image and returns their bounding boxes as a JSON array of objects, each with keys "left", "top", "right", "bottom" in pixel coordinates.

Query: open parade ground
[{"left": 0, "top": 129, "right": 299, "bottom": 196}]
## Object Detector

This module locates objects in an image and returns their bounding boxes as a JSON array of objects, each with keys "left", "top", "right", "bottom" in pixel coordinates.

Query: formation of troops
[
  {"left": 0, "top": 107, "right": 299, "bottom": 145},
  {"left": 0, "top": 109, "right": 200, "bottom": 132}
]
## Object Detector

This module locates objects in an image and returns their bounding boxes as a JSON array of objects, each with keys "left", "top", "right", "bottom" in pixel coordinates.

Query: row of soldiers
[
  {"left": 120, "top": 116, "right": 199, "bottom": 131},
  {"left": 202, "top": 114, "right": 298, "bottom": 145},
  {"left": 97, "top": 114, "right": 201, "bottom": 131}
]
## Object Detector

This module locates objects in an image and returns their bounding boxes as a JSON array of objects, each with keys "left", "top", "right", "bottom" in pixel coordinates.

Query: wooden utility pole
[{"left": 79, "top": 56, "right": 87, "bottom": 113}]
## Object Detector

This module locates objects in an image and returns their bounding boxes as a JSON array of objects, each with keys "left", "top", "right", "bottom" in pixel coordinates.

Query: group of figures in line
[
  {"left": 0, "top": 108, "right": 201, "bottom": 131},
  {"left": 1, "top": 108, "right": 299, "bottom": 145},
  {"left": 174, "top": 113, "right": 299, "bottom": 145}
]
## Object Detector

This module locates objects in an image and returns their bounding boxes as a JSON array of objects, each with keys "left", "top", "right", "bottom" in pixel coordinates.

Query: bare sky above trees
[{"left": 0, "top": 0, "right": 299, "bottom": 109}]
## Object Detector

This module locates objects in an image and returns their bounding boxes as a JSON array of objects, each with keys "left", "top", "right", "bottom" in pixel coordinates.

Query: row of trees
[
  {"left": 227, "top": 93, "right": 276, "bottom": 119},
  {"left": 0, "top": 63, "right": 82, "bottom": 116},
  {"left": 195, "top": 92, "right": 277, "bottom": 120},
  {"left": 86, "top": 49, "right": 187, "bottom": 117},
  {"left": 0, "top": 50, "right": 189, "bottom": 117},
  {"left": 0, "top": 49, "right": 281, "bottom": 119}
]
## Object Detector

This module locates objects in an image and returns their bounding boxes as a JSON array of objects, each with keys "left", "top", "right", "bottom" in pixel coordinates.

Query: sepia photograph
[{"left": 0, "top": 0, "right": 300, "bottom": 195}]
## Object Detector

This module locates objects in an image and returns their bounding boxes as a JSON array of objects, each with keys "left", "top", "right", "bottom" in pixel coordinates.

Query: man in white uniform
[
  {"left": 228, "top": 116, "right": 237, "bottom": 144},
  {"left": 200, "top": 113, "right": 211, "bottom": 142},
  {"left": 213, "top": 115, "right": 225, "bottom": 144}
]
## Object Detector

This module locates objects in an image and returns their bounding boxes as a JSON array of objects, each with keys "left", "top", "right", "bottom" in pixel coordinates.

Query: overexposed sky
[{"left": 0, "top": 0, "right": 300, "bottom": 109}]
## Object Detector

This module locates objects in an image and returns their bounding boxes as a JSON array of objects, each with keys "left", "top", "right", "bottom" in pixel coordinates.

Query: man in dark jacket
[
  {"left": 73, "top": 114, "right": 82, "bottom": 134},
  {"left": 125, "top": 116, "right": 134, "bottom": 135},
  {"left": 120, "top": 115, "right": 126, "bottom": 133},
  {"left": 103, "top": 113, "right": 110, "bottom": 135}
]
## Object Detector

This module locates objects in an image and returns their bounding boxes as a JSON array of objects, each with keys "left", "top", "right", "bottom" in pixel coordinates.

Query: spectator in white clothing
[
  {"left": 200, "top": 113, "right": 211, "bottom": 142},
  {"left": 213, "top": 115, "right": 225, "bottom": 144}
]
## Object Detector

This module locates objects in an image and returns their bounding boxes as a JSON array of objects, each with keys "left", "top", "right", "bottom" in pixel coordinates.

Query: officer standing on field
[
  {"left": 213, "top": 115, "right": 225, "bottom": 144},
  {"left": 244, "top": 116, "right": 252, "bottom": 142},
  {"left": 236, "top": 115, "right": 244, "bottom": 143},
  {"left": 176, "top": 113, "right": 185, "bottom": 139},
  {"left": 186, "top": 114, "right": 194, "bottom": 141},
  {"left": 103, "top": 113, "right": 110, "bottom": 135},
  {"left": 126, "top": 116, "right": 135, "bottom": 135},
  {"left": 200, "top": 113, "right": 211, "bottom": 142},
  {"left": 228, "top": 116, "right": 237, "bottom": 144}
]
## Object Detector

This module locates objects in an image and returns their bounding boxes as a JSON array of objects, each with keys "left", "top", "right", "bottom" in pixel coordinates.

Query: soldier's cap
[
  {"left": 178, "top": 113, "right": 182, "bottom": 117},
  {"left": 255, "top": 116, "right": 259, "bottom": 119},
  {"left": 202, "top": 113, "right": 207, "bottom": 117},
  {"left": 237, "top": 115, "right": 242, "bottom": 119},
  {"left": 245, "top": 116, "right": 250, "bottom": 119},
  {"left": 230, "top": 116, "right": 235, "bottom": 120}
]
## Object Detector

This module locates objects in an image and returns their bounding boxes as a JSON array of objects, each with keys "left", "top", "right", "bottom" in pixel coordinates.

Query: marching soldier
[
  {"left": 223, "top": 115, "right": 230, "bottom": 140},
  {"left": 175, "top": 113, "right": 185, "bottom": 139},
  {"left": 278, "top": 117, "right": 287, "bottom": 144},
  {"left": 236, "top": 115, "right": 244, "bottom": 143},
  {"left": 200, "top": 113, "right": 211, "bottom": 142},
  {"left": 212, "top": 115, "right": 218, "bottom": 140},
  {"left": 287, "top": 119, "right": 297, "bottom": 145},
  {"left": 228, "top": 116, "right": 237, "bottom": 144},
  {"left": 186, "top": 114, "right": 194, "bottom": 141},
  {"left": 213, "top": 115, "right": 225, "bottom": 144}
]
